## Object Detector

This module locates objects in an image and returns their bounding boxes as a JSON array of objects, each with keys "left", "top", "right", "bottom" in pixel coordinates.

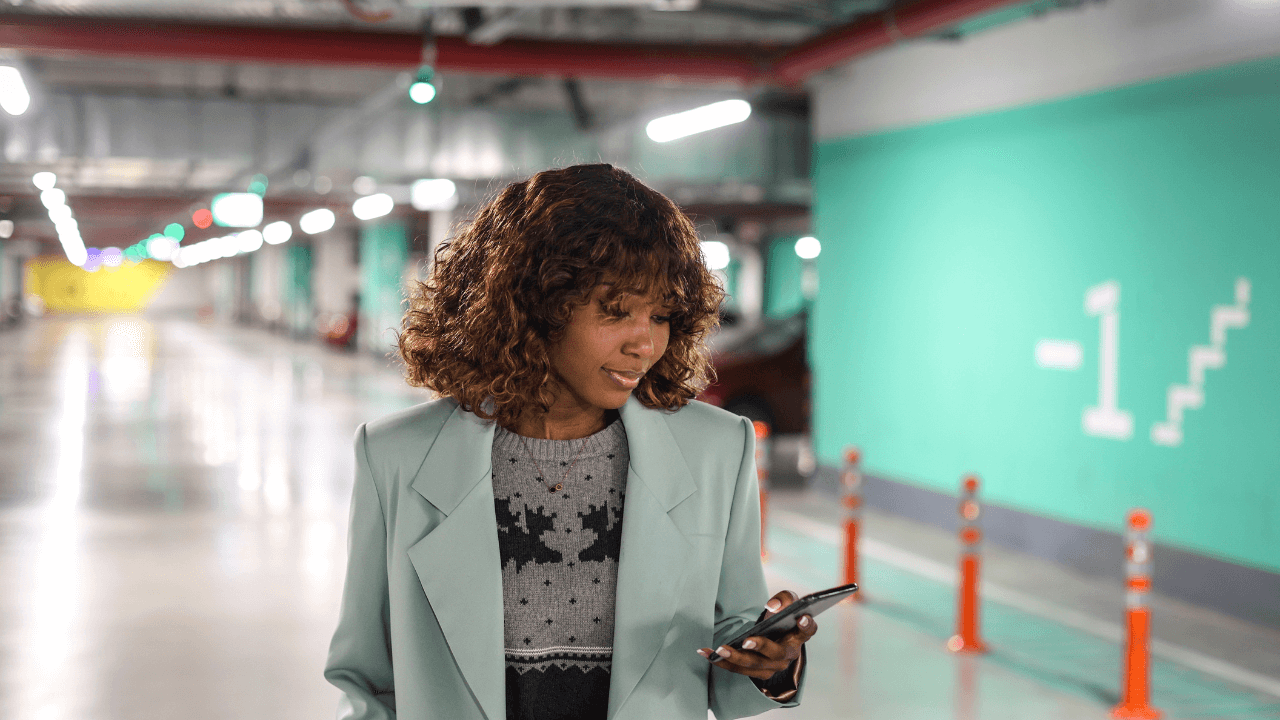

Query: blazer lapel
[
  {"left": 405, "top": 404, "right": 506, "bottom": 720},
  {"left": 607, "top": 397, "right": 698, "bottom": 720}
]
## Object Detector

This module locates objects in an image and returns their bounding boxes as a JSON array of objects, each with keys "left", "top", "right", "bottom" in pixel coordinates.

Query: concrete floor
[{"left": 1, "top": 316, "right": 1277, "bottom": 720}]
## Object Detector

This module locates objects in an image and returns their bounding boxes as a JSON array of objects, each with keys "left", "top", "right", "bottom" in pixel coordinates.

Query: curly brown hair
[{"left": 397, "top": 163, "right": 725, "bottom": 428}]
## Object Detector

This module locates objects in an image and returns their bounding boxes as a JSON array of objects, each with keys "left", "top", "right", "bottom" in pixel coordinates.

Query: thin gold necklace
[{"left": 519, "top": 435, "right": 590, "bottom": 493}]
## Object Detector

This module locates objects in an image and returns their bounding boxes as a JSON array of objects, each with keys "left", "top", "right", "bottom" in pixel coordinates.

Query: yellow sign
[{"left": 25, "top": 256, "right": 173, "bottom": 313}]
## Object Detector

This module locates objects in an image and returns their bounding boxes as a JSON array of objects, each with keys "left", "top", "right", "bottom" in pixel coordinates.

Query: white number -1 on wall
[{"left": 1082, "top": 280, "right": 1134, "bottom": 440}]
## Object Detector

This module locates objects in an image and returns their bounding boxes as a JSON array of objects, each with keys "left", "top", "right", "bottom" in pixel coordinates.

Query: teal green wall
[
  {"left": 765, "top": 236, "right": 806, "bottom": 319},
  {"left": 283, "top": 244, "right": 313, "bottom": 337},
  {"left": 360, "top": 222, "right": 408, "bottom": 354},
  {"left": 812, "top": 56, "right": 1280, "bottom": 573}
]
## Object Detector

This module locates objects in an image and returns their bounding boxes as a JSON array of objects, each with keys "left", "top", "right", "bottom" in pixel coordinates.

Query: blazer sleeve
[
  {"left": 324, "top": 424, "right": 398, "bottom": 720},
  {"left": 707, "top": 418, "right": 806, "bottom": 719}
]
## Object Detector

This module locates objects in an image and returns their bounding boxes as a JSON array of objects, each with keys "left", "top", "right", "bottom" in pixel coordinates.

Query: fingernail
[
  {"left": 715, "top": 646, "right": 730, "bottom": 659},
  {"left": 799, "top": 616, "right": 811, "bottom": 628},
  {"left": 766, "top": 599, "right": 781, "bottom": 612},
  {"left": 697, "top": 649, "right": 709, "bottom": 658},
  {"left": 742, "top": 639, "right": 757, "bottom": 650}
]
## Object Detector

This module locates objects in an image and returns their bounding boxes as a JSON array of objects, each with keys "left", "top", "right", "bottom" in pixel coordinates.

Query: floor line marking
[{"left": 770, "top": 508, "right": 1280, "bottom": 699}]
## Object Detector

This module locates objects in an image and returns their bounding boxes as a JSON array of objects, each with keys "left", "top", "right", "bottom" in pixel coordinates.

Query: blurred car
[
  {"left": 319, "top": 310, "right": 358, "bottom": 349},
  {"left": 698, "top": 311, "right": 810, "bottom": 435}
]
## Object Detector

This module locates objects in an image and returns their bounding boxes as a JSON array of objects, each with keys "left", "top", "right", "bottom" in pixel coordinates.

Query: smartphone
[{"left": 713, "top": 582, "right": 858, "bottom": 656}]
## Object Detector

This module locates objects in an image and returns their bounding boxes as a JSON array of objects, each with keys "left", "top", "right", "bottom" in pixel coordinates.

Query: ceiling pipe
[
  {"left": 0, "top": 0, "right": 1025, "bottom": 84},
  {"left": 772, "top": 0, "right": 1023, "bottom": 84},
  {"left": 0, "top": 15, "right": 765, "bottom": 83}
]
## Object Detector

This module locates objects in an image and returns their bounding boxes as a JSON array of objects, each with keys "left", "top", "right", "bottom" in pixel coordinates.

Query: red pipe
[
  {"left": 0, "top": 15, "right": 765, "bottom": 83},
  {"left": 773, "top": 0, "right": 1024, "bottom": 84},
  {"left": 0, "top": 0, "right": 1024, "bottom": 84}
]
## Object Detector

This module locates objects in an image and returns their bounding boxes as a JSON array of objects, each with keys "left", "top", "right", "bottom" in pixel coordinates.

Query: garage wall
[{"left": 809, "top": 1, "right": 1280, "bottom": 578}]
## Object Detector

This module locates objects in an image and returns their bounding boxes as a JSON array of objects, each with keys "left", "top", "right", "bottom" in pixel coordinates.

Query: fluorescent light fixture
[
  {"left": 795, "top": 236, "right": 821, "bottom": 260},
  {"left": 238, "top": 230, "right": 264, "bottom": 253},
  {"left": 646, "top": 99, "right": 751, "bottom": 143},
  {"left": 299, "top": 208, "right": 336, "bottom": 235},
  {"left": 0, "top": 219, "right": 12, "bottom": 238},
  {"left": 353, "top": 193, "right": 394, "bottom": 221},
  {"left": 211, "top": 192, "right": 264, "bottom": 227},
  {"left": 353, "top": 175, "right": 377, "bottom": 195},
  {"left": 262, "top": 221, "right": 292, "bottom": 245},
  {"left": 65, "top": 243, "right": 87, "bottom": 267},
  {"left": 32, "top": 172, "right": 56, "bottom": 190},
  {"left": 146, "top": 236, "right": 178, "bottom": 261},
  {"left": 409, "top": 81, "right": 437, "bottom": 105},
  {"left": 0, "top": 67, "right": 31, "bottom": 116},
  {"left": 40, "top": 188, "right": 66, "bottom": 209},
  {"left": 700, "top": 240, "right": 730, "bottom": 270},
  {"left": 48, "top": 204, "right": 72, "bottom": 222},
  {"left": 217, "top": 235, "right": 241, "bottom": 258},
  {"left": 101, "top": 247, "right": 123, "bottom": 268},
  {"left": 411, "top": 178, "right": 458, "bottom": 211}
]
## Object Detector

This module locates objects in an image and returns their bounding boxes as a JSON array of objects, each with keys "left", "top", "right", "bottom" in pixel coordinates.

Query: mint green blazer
[{"left": 324, "top": 395, "right": 806, "bottom": 720}]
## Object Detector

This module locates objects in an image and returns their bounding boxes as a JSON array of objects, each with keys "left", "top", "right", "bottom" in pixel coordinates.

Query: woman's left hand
[{"left": 697, "top": 590, "right": 816, "bottom": 680}]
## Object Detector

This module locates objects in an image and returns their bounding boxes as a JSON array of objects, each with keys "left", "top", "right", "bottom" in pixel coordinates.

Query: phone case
[{"left": 717, "top": 582, "right": 858, "bottom": 653}]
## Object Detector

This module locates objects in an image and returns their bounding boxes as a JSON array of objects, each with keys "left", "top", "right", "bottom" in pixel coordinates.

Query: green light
[
  {"left": 410, "top": 66, "right": 436, "bottom": 105},
  {"left": 164, "top": 223, "right": 185, "bottom": 241},
  {"left": 410, "top": 82, "right": 436, "bottom": 104},
  {"left": 248, "top": 173, "right": 269, "bottom": 197},
  {"left": 211, "top": 192, "right": 264, "bottom": 227}
]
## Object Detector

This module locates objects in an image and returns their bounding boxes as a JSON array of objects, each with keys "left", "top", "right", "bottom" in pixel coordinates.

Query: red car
[{"left": 698, "top": 311, "right": 810, "bottom": 435}]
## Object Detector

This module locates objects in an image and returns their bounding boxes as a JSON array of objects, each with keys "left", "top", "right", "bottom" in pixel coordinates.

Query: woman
[{"left": 325, "top": 164, "right": 817, "bottom": 720}]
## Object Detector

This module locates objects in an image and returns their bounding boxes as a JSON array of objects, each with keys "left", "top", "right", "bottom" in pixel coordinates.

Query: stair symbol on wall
[{"left": 1150, "top": 278, "right": 1251, "bottom": 447}]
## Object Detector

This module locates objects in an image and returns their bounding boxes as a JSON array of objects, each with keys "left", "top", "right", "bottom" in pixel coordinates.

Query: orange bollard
[
  {"left": 1112, "top": 509, "right": 1162, "bottom": 719},
  {"left": 840, "top": 447, "right": 864, "bottom": 600},
  {"left": 753, "top": 421, "right": 771, "bottom": 561},
  {"left": 947, "top": 474, "right": 987, "bottom": 654}
]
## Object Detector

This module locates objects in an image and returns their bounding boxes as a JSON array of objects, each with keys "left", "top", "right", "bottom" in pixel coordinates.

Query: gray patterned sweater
[{"left": 491, "top": 419, "right": 628, "bottom": 720}]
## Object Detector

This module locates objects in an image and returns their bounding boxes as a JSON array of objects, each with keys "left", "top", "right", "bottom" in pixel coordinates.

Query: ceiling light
[
  {"left": 217, "top": 235, "right": 241, "bottom": 258},
  {"left": 238, "top": 230, "right": 264, "bottom": 253},
  {"left": 65, "top": 243, "right": 87, "bottom": 267},
  {"left": 32, "top": 172, "right": 56, "bottom": 190},
  {"left": 262, "top": 221, "right": 292, "bottom": 245},
  {"left": 40, "top": 188, "right": 66, "bottom": 209},
  {"left": 210, "top": 192, "right": 264, "bottom": 228},
  {"left": 48, "top": 204, "right": 72, "bottom": 222},
  {"left": 409, "top": 66, "right": 436, "bottom": 105},
  {"left": 0, "top": 219, "right": 12, "bottom": 239},
  {"left": 700, "top": 240, "right": 730, "bottom": 271},
  {"left": 147, "top": 236, "right": 178, "bottom": 261},
  {"left": 299, "top": 208, "right": 336, "bottom": 235},
  {"left": 410, "top": 81, "right": 437, "bottom": 104},
  {"left": 0, "top": 66, "right": 31, "bottom": 116},
  {"left": 353, "top": 193, "right": 394, "bottom": 221},
  {"left": 352, "top": 175, "right": 377, "bottom": 195},
  {"left": 795, "top": 236, "right": 821, "bottom": 260},
  {"left": 411, "top": 178, "right": 458, "bottom": 211},
  {"left": 646, "top": 99, "right": 751, "bottom": 143}
]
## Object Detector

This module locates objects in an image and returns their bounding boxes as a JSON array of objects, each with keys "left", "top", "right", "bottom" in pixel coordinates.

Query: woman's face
[{"left": 548, "top": 284, "right": 672, "bottom": 414}]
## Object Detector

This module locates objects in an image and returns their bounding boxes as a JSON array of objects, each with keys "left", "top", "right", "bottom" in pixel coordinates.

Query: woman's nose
[{"left": 623, "top": 320, "right": 656, "bottom": 358}]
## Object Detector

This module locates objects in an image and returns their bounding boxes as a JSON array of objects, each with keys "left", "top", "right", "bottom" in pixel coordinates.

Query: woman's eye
[{"left": 653, "top": 315, "right": 672, "bottom": 324}]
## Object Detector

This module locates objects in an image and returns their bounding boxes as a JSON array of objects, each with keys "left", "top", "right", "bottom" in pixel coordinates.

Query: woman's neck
[{"left": 508, "top": 406, "right": 619, "bottom": 440}]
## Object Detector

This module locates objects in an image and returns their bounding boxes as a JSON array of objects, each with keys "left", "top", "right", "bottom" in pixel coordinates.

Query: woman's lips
[{"left": 603, "top": 368, "right": 643, "bottom": 389}]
